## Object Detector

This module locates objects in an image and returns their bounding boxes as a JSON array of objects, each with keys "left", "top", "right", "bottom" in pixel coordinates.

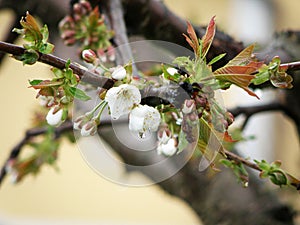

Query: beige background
[{"left": 0, "top": 1, "right": 300, "bottom": 224}]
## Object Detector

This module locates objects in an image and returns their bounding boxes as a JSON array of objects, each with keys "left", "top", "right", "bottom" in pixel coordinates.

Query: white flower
[
  {"left": 81, "top": 121, "right": 98, "bottom": 136},
  {"left": 157, "top": 138, "right": 177, "bottom": 156},
  {"left": 105, "top": 84, "right": 141, "bottom": 119},
  {"left": 167, "top": 67, "right": 178, "bottom": 76},
  {"left": 111, "top": 65, "right": 126, "bottom": 80},
  {"left": 46, "top": 107, "right": 64, "bottom": 126},
  {"left": 129, "top": 105, "right": 161, "bottom": 136}
]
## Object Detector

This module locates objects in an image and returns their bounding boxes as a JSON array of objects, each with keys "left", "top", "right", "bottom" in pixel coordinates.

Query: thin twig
[{"left": 0, "top": 41, "right": 114, "bottom": 89}]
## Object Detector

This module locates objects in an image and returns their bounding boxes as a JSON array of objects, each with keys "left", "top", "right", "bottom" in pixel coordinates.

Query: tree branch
[
  {"left": 100, "top": 0, "right": 138, "bottom": 76},
  {"left": 230, "top": 102, "right": 284, "bottom": 129},
  {"left": 0, "top": 41, "right": 114, "bottom": 89}
]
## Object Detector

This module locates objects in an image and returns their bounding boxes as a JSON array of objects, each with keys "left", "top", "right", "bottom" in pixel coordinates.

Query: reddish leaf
[
  {"left": 183, "top": 21, "right": 199, "bottom": 55},
  {"left": 214, "top": 65, "right": 258, "bottom": 75},
  {"left": 226, "top": 45, "right": 255, "bottom": 66},
  {"left": 201, "top": 16, "right": 216, "bottom": 58}
]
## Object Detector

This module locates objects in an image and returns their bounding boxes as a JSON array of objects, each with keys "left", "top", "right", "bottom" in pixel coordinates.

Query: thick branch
[
  {"left": 122, "top": 0, "right": 244, "bottom": 68},
  {"left": 0, "top": 41, "right": 114, "bottom": 89}
]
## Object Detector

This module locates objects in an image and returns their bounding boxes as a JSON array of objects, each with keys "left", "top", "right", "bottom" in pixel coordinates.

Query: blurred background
[{"left": 0, "top": 0, "right": 300, "bottom": 224}]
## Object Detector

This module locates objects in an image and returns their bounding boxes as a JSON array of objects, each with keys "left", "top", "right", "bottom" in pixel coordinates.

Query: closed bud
[
  {"left": 182, "top": 99, "right": 195, "bottom": 114},
  {"left": 81, "top": 120, "right": 98, "bottom": 136},
  {"left": 157, "top": 124, "right": 172, "bottom": 144},
  {"left": 46, "top": 106, "right": 64, "bottom": 127},
  {"left": 61, "top": 30, "right": 76, "bottom": 39},
  {"left": 225, "top": 111, "right": 234, "bottom": 126},
  {"left": 97, "top": 49, "right": 107, "bottom": 63},
  {"left": 80, "top": 0, "right": 92, "bottom": 12},
  {"left": 107, "top": 46, "right": 116, "bottom": 62},
  {"left": 111, "top": 65, "right": 126, "bottom": 80},
  {"left": 73, "top": 115, "right": 86, "bottom": 130},
  {"left": 82, "top": 49, "right": 97, "bottom": 63},
  {"left": 64, "top": 38, "right": 76, "bottom": 46}
]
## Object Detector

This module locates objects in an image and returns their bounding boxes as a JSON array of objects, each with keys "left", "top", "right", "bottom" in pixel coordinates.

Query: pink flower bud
[
  {"left": 82, "top": 49, "right": 97, "bottom": 63},
  {"left": 80, "top": 0, "right": 92, "bottom": 12},
  {"left": 61, "top": 30, "right": 76, "bottom": 39},
  {"left": 107, "top": 46, "right": 116, "bottom": 62},
  {"left": 97, "top": 49, "right": 107, "bottom": 63},
  {"left": 73, "top": 3, "right": 82, "bottom": 15},
  {"left": 64, "top": 38, "right": 76, "bottom": 46}
]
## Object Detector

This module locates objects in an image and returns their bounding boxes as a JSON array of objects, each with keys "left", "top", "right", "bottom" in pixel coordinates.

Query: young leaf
[
  {"left": 197, "top": 117, "right": 235, "bottom": 170},
  {"left": 68, "top": 86, "right": 91, "bottom": 101},
  {"left": 183, "top": 21, "right": 200, "bottom": 56},
  {"left": 226, "top": 45, "right": 255, "bottom": 66},
  {"left": 201, "top": 16, "right": 216, "bottom": 59},
  {"left": 208, "top": 53, "right": 226, "bottom": 66},
  {"left": 29, "top": 79, "right": 43, "bottom": 86}
]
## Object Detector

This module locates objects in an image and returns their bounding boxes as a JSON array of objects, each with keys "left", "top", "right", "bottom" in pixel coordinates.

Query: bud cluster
[
  {"left": 178, "top": 80, "right": 235, "bottom": 133},
  {"left": 59, "top": 0, "right": 114, "bottom": 54}
]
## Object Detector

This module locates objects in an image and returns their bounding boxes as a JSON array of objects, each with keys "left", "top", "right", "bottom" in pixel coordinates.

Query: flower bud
[
  {"left": 80, "top": 0, "right": 92, "bottom": 12},
  {"left": 73, "top": 115, "right": 86, "bottom": 130},
  {"left": 157, "top": 138, "right": 177, "bottom": 156},
  {"left": 46, "top": 107, "right": 64, "bottom": 127},
  {"left": 225, "top": 111, "right": 234, "bottom": 126},
  {"left": 81, "top": 120, "right": 98, "bottom": 136},
  {"left": 82, "top": 49, "right": 97, "bottom": 63},
  {"left": 64, "top": 38, "right": 76, "bottom": 46},
  {"left": 97, "top": 49, "right": 107, "bottom": 63},
  {"left": 111, "top": 65, "right": 126, "bottom": 80},
  {"left": 107, "top": 46, "right": 116, "bottom": 62},
  {"left": 157, "top": 125, "right": 172, "bottom": 144},
  {"left": 61, "top": 30, "right": 76, "bottom": 39},
  {"left": 182, "top": 99, "right": 195, "bottom": 114}
]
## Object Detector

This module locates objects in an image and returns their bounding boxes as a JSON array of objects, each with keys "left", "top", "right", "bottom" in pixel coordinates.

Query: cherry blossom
[
  {"left": 129, "top": 104, "right": 161, "bottom": 137},
  {"left": 105, "top": 84, "right": 141, "bottom": 119}
]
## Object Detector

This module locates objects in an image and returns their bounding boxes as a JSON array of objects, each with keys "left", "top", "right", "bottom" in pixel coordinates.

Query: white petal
[
  {"left": 129, "top": 105, "right": 161, "bottom": 134},
  {"left": 111, "top": 66, "right": 126, "bottom": 80},
  {"left": 46, "top": 107, "right": 63, "bottom": 126},
  {"left": 159, "top": 139, "right": 177, "bottom": 156},
  {"left": 105, "top": 84, "right": 141, "bottom": 119},
  {"left": 167, "top": 67, "right": 178, "bottom": 76}
]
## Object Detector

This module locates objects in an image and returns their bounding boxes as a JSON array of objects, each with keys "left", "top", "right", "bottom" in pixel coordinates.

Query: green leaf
[
  {"left": 29, "top": 79, "right": 43, "bottom": 86},
  {"left": 197, "top": 117, "right": 234, "bottom": 170},
  {"left": 38, "top": 42, "right": 54, "bottom": 54},
  {"left": 177, "top": 129, "right": 189, "bottom": 154},
  {"left": 161, "top": 65, "right": 180, "bottom": 83},
  {"left": 68, "top": 86, "right": 91, "bottom": 101},
  {"left": 30, "top": 80, "right": 63, "bottom": 89},
  {"left": 208, "top": 53, "right": 226, "bottom": 66},
  {"left": 40, "top": 25, "right": 49, "bottom": 42},
  {"left": 14, "top": 49, "right": 39, "bottom": 65},
  {"left": 173, "top": 56, "right": 194, "bottom": 75}
]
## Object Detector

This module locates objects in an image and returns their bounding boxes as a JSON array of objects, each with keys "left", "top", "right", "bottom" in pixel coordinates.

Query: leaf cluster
[{"left": 13, "top": 12, "right": 54, "bottom": 64}]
